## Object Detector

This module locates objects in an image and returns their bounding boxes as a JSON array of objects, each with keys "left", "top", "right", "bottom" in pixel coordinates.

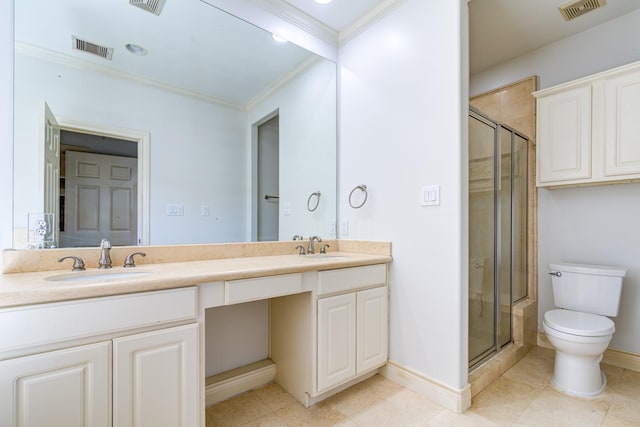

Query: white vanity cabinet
[
  {"left": 535, "top": 61, "right": 640, "bottom": 187},
  {"left": 270, "top": 264, "right": 388, "bottom": 407},
  {"left": 0, "top": 287, "right": 199, "bottom": 427},
  {"left": 317, "top": 285, "right": 388, "bottom": 392}
]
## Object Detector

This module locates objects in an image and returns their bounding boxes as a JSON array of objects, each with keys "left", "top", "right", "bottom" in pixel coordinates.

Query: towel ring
[
  {"left": 349, "top": 185, "right": 368, "bottom": 209},
  {"left": 307, "top": 191, "right": 321, "bottom": 212}
]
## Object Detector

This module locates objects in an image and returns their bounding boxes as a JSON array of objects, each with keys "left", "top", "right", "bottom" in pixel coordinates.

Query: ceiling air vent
[
  {"left": 129, "top": 0, "right": 166, "bottom": 16},
  {"left": 558, "top": 0, "right": 606, "bottom": 21},
  {"left": 71, "top": 36, "right": 113, "bottom": 60}
]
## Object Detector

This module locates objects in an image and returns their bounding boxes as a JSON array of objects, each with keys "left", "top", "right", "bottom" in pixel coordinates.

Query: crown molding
[
  {"left": 15, "top": 42, "right": 245, "bottom": 111},
  {"left": 246, "top": 55, "right": 320, "bottom": 111},
  {"left": 339, "top": 0, "right": 407, "bottom": 47},
  {"left": 251, "top": 0, "right": 338, "bottom": 46}
]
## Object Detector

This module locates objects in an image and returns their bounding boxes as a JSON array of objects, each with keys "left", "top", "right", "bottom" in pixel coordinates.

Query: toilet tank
[{"left": 549, "top": 263, "right": 626, "bottom": 316}]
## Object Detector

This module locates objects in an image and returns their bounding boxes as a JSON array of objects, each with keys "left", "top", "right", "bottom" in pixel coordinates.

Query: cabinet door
[
  {"left": 537, "top": 85, "right": 592, "bottom": 184},
  {"left": 356, "top": 286, "right": 388, "bottom": 374},
  {"left": 604, "top": 70, "right": 640, "bottom": 176},
  {"left": 0, "top": 341, "right": 111, "bottom": 427},
  {"left": 317, "top": 293, "right": 356, "bottom": 392},
  {"left": 113, "top": 323, "right": 199, "bottom": 427}
]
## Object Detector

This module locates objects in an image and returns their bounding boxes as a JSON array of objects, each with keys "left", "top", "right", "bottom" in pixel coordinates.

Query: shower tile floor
[{"left": 205, "top": 347, "right": 640, "bottom": 426}]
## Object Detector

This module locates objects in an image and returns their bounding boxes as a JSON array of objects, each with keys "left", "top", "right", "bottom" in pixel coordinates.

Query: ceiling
[
  {"left": 15, "top": 0, "right": 640, "bottom": 106},
  {"left": 15, "top": 0, "right": 316, "bottom": 108},
  {"left": 280, "top": 0, "right": 640, "bottom": 74}
]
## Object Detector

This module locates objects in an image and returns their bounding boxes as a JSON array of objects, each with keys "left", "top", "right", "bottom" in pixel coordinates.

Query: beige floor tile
[
  {"left": 206, "top": 347, "right": 635, "bottom": 427},
  {"left": 274, "top": 400, "right": 348, "bottom": 427},
  {"left": 255, "top": 383, "right": 298, "bottom": 411},
  {"left": 602, "top": 363, "right": 625, "bottom": 389},
  {"left": 324, "top": 375, "right": 398, "bottom": 417},
  {"left": 607, "top": 391, "right": 640, "bottom": 424},
  {"left": 602, "top": 413, "right": 640, "bottom": 427},
  {"left": 347, "top": 387, "right": 444, "bottom": 427},
  {"left": 207, "top": 391, "right": 273, "bottom": 427},
  {"left": 469, "top": 376, "right": 541, "bottom": 425},
  {"left": 240, "top": 412, "right": 285, "bottom": 427},
  {"left": 614, "top": 369, "right": 640, "bottom": 397},
  {"left": 503, "top": 346, "right": 554, "bottom": 390},
  {"left": 513, "top": 387, "right": 608, "bottom": 427},
  {"left": 424, "top": 409, "right": 500, "bottom": 426}
]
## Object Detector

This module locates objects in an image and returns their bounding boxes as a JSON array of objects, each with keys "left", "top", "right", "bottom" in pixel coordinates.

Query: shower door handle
[{"left": 549, "top": 271, "right": 562, "bottom": 277}]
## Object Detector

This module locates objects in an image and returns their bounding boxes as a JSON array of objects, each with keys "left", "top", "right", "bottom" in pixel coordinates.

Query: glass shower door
[{"left": 468, "top": 113, "right": 496, "bottom": 364}]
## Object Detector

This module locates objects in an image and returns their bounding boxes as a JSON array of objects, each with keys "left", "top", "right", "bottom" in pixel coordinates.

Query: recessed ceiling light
[
  {"left": 272, "top": 34, "right": 288, "bottom": 43},
  {"left": 315, "top": 0, "right": 333, "bottom": 4},
  {"left": 125, "top": 43, "right": 148, "bottom": 56}
]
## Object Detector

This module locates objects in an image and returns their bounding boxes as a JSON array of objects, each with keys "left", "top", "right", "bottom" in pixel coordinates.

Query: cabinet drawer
[
  {"left": 0, "top": 287, "right": 197, "bottom": 355},
  {"left": 317, "top": 264, "right": 386, "bottom": 296},
  {"left": 225, "top": 273, "right": 303, "bottom": 304}
]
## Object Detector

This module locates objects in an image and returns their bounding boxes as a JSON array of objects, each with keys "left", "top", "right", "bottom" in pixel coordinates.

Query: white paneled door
[
  {"left": 62, "top": 150, "right": 137, "bottom": 247},
  {"left": 0, "top": 341, "right": 111, "bottom": 427},
  {"left": 317, "top": 293, "right": 356, "bottom": 392},
  {"left": 113, "top": 323, "right": 199, "bottom": 427}
]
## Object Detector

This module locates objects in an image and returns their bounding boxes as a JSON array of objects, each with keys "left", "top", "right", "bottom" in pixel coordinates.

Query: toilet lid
[{"left": 544, "top": 309, "right": 615, "bottom": 337}]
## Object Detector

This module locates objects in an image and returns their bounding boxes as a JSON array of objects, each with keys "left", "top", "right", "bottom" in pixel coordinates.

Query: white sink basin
[{"left": 46, "top": 270, "right": 151, "bottom": 283}]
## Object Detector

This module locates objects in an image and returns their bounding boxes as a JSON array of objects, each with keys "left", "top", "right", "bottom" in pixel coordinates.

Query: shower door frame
[{"left": 468, "top": 108, "right": 528, "bottom": 370}]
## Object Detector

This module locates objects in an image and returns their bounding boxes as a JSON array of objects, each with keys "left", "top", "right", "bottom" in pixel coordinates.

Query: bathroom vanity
[{"left": 0, "top": 241, "right": 391, "bottom": 427}]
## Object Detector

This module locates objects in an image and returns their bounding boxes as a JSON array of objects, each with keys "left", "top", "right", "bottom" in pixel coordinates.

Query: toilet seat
[{"left": 544, "top": 309, "right": 614, "bottom": 337}]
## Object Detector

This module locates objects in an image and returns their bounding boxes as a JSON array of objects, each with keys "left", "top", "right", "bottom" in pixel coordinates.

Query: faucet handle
[
  {"left": 295, "top": 245, "right": 306, "bottom": 255},
  {"left": 123, "top": 252, "right": 146, "bottom": 268},
  {"left": 100, "top": 239, "right": 111, "bottom": 248},
  {"left": 58, "top": 256, "right": 86, "bottom": 271},
  {"left": 320, "top": 244, "right": 330, "bottom": 254},
  {"left": 292, "top": 235, "right": 304, "bottom": 241}
]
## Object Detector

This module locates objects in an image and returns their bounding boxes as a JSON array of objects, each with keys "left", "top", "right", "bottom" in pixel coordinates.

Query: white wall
[
  {"left": 248, "top": 59, "right": 337, "bottom": 241},
  {"left": 339, "top": 0, "right": 468, "bottom": 389},
  {"left": 470, "top": 9, "right": 640, "bottom": 95},
  {"left": 0, "top": 0, "right": 13, "bottom": 261},
  {"left": 469, "top": 10, "right": 640, "bottom": 354},
  {"left": 13, "top": 53, "right": 249, "bottom": 246}
]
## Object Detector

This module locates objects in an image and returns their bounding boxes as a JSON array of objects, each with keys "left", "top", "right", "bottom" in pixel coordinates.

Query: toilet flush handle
[{"left": 549, "top": 271, "right": 562, "bottom": 277}]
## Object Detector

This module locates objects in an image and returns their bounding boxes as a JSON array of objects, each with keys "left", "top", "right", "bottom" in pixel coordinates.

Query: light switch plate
[{"left": 422, "top": 185, "right": 440, "bottom": 206}]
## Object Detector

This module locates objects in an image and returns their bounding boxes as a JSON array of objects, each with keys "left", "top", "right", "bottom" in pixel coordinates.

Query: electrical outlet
[
  {"left": 201, "top": 205, "right": 210, "bottom": 216},
  {"left": 340, "top": 219, "right": 348, "bottom": 236},
  {"left": 166, "top": 204, "right": 184, "bottom": 216}
]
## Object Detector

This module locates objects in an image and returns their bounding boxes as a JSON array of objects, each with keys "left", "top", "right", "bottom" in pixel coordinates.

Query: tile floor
[{"left": 205, "top": 347, "right": 640, "bottom": 426}]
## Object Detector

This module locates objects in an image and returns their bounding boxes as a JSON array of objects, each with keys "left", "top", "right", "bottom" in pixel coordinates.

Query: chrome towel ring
[
  {"left": 349, "top": 184, "right": 368, "bottom": 209},
  {"left": 307, "top": 191, "right": 321, "bottom": 212}
]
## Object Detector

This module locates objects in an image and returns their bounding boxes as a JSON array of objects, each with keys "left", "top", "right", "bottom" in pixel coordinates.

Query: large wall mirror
[{"left": 13, "top": 0, "right": 337, "bottom": 249}]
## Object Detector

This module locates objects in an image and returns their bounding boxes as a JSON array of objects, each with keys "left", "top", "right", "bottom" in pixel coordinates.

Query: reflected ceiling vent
[
  {"left": 558, "top": 0, "right": 606, "bottom": 21},
  {"left": 130, "top": 0, "right": 166, "bottom": 16},
  {"left": 71, "top": 36, "right": 113, "bottom": 60}
]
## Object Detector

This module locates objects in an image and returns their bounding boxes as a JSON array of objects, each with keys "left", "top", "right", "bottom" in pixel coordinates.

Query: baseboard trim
[
  {"left": 205, "top": 359, "right": 276, "bottom": 406},
  {"left": 380, "top": 360, "right": 471, "bottom": 413},
  {"left": 537, "top": 331, "right": 640, "bottom": 372}
]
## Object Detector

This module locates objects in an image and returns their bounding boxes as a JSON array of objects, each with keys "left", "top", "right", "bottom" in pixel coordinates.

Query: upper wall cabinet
[{"left": 535, "top": 61, "right": 640, "bottom": 187}]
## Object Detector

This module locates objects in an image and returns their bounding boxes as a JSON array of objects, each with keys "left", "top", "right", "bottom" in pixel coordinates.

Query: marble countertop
[{"left": 0, "top": 252, "right": 391, "bottom": 308}]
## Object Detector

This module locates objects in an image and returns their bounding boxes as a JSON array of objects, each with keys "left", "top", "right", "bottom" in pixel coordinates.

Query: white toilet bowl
[{"left": 543, "top": 309, "right": 614, "bottom": 397}]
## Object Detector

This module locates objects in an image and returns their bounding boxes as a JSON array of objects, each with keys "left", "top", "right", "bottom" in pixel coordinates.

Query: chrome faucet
[
  {"left": 307, "top": 236, "right": 322, "bottom": 254},
  {"left": 98, "top": 239, "right": 112, "bottom": 269}
]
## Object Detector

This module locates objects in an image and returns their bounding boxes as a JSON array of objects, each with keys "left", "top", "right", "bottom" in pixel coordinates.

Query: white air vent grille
[
  {"left": 130, "top": 0, "right": 166, "bottom": 16},
  {"left": 558, "top": 0, "right": 606, "bottom": 21},
  {"left": 72, "top": 36, "right": 113, "bottom": 60}
]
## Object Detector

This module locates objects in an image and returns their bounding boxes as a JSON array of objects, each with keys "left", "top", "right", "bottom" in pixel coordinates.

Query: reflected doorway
[
  {"left": 256, "top": 115, "right": 279, "bottom": 241},
  {"left": 58, "top": 130, "right": 138, "bottom": 247}
]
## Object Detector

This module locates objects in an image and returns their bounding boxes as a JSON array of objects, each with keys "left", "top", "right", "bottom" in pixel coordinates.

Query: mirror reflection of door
[
  {"left": 257, "top": 115, "right": 279, "bottom": 241},
  {"left": 43, "top": 103, "right": 61, "bottom": 245},
  {"left": 58, "top": 131, "right": 138, "bottom": 247}
]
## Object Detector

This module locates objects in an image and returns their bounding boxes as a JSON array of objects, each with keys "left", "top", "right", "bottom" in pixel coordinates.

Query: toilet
[{"left": 543, "top": 262, "right": 626, "bottom": 397}]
